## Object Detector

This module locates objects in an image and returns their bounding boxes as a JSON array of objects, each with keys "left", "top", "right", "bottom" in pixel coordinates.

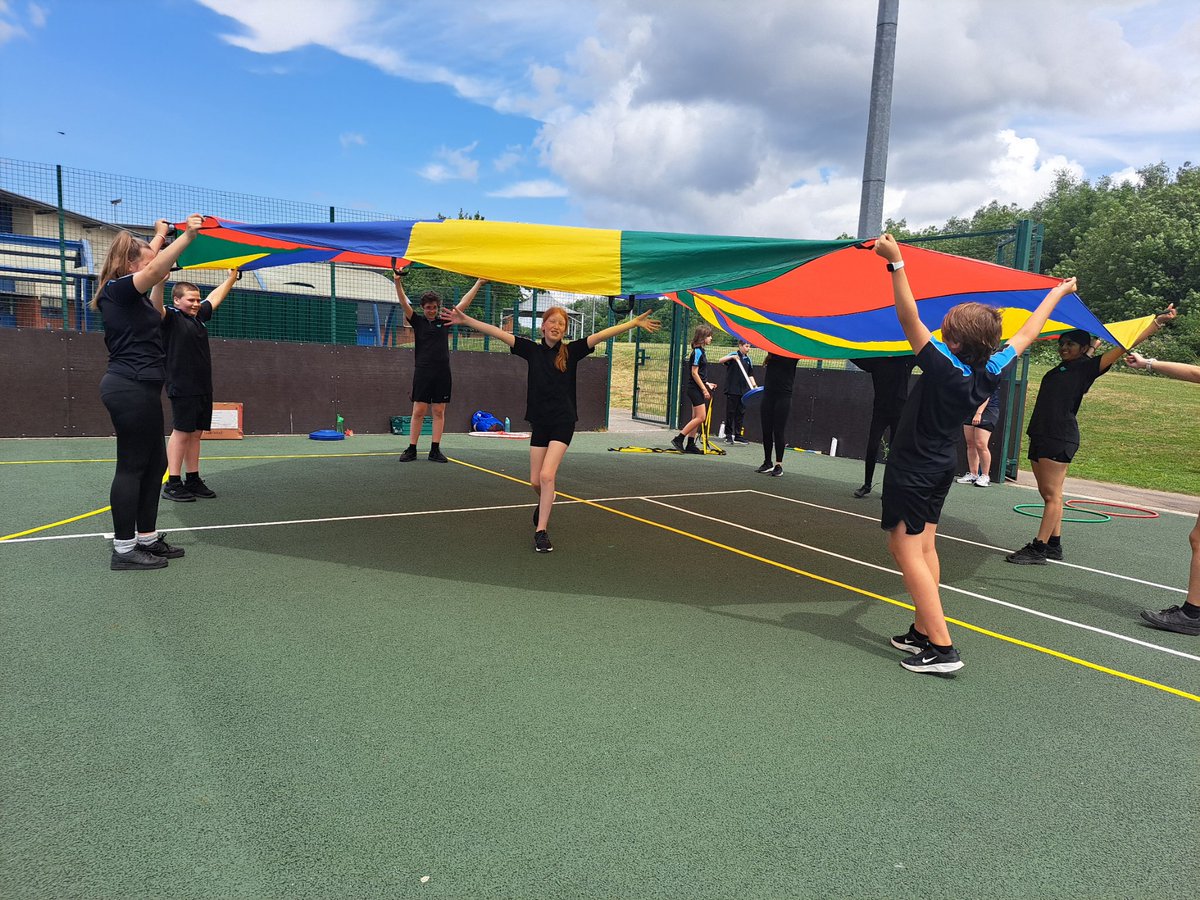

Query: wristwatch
[{"left": 886, "top": 260, "right": 905, "bottom": 272}]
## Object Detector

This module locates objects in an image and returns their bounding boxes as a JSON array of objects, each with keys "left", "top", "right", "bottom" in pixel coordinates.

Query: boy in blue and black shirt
[
  {"left": 717, "top": 341, "right": 757, "bottom": 444},
  {"left": 873, "top": 233, "right": 1076, "bottom": 674}
]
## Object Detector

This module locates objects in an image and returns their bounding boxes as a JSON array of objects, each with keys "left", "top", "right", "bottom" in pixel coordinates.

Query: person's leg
[
  {"left": 759, "top": 393, "right": 775, "bottom": 466},
  {"left": 431, "top": 402, "right": 446, "bottom": 443},
  {"left": 1190, "top": 511, "right": 1200, "bottom": 607},
  {"left": 724, "top": 397, "right": 737, "bottom": 441},
  {"left": 681, "top": 405, "right": 705, "bottom": 438},
  {"left": 964, "top": 425, "right": 980, "bottom": 476},
  {"left": 133, "top": 387, "right": 167, "bottom": 537},
  {"left": 184, "top": 431, "right": 202, "bottom": 475},
  {"left": 771, "top": 395, "right": 791, "bottom": 464},
  {"left": 888, "top": 525, "right": 950, "bottom": 647},
  {"left": 732, "top": 400, "right": 745, "bottom": 440},
  {"left": 974, "top": 428, "right": 992, "bottom": 483},
  {"left": 1138, "top": 511, "right": 1200, "bottom": 634},
  {"left": 1033, "top": 458, "right": 1070, "bottom": 543},
  {"left": 862, "top": 411, "right": 887, "bottom": 487},
  {"left": 410, "top": 401, "right": 429, "bottom": 447},
  {"left": 531, "top": 442, "right": 569, "bottom": 531},
  {"left": 166, "top": 428, "right": 187, "bottom": 478}
]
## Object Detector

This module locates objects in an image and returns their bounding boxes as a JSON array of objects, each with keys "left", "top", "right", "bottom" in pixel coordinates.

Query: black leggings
[
  {"left": 723, "top": 395, "right": 744, "bottom": 439},
  {"left": 862, "top": 411, "right": 901, "bottom": 487},
  {"left": 100, "top": 373, "right": 166, "bottom": 540},
  {"left": 760, "top": 392, "right": 791, "bottom": 463}
]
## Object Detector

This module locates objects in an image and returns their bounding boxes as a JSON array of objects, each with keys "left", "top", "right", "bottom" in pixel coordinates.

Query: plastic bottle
[
  {"left": 336, "top": 414, "right": 345, "bottom": 434},
  {"left": 504, "top": 417, "right": 510, "bottom": 433}
]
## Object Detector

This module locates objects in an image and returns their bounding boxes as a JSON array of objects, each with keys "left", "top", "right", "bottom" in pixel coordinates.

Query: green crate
[{"left": 390, "top": 415, "right": 433, "bottom": 436}]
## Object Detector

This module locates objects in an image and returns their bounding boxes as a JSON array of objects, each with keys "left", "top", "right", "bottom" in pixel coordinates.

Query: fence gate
[{"left": 631, "top": 302, "right": 690, "bottom": 427}]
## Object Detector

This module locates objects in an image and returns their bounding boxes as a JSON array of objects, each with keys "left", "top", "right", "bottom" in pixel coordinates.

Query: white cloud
[
  {"left": 492, "top": 146, "right": 524, "bottom": 173},
  {"left": 195, "top": 0, "right": 1200, "bottom": 235},
  {"left": 487, "top": 180, "right": 568, "bottom": 199},
  {"left": 27, "top": 3, "right": 46, "bottom": 28},
  {"left": 419, "top": 142, "right": 480, "bottom": 183},
  {"left": 339, "top": 132, "right": 366, "bottom": 149}
]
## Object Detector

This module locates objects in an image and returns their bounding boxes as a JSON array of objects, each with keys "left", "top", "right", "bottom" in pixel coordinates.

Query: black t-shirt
[
  {"left": 1026, "top": 355, "right": 1104, "bottom": 446},
  {"left": 511, "top": 336, "right": 595, "bottom": 424},
  {"left": 889, "top": 339, "right": 1017, "bottom": 474},
  {"left": 763, "top": 355, "right": 799, "bottom": 395},
  {"left": 724, "top": 352, "right": 754, "bottom": 395},
  {"left": 162, "top": 301, "right": 214, "bottom": 397},
  {"left": 408, "top": 310, "right": 450, "bottom": 369},
  {"left": 851, "top": 355, "right": 917, "bottom": 415},
  {"left": 97, "top": 275, "right": 165, "bottom": 382}
]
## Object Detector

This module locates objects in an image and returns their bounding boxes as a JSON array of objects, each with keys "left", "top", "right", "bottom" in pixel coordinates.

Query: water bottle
[{"left": 504, "top": 417, "right": 510, "bottom": 433}]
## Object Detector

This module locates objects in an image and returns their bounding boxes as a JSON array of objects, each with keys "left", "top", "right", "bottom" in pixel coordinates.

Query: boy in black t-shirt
[
  {"left": 161, "top": 269, "right": 239, "bottom": 502},
  {"left": 874, "top": 233, "right": 1075, "bottom": 674},
  {"left": 393, "top": 269, "right": 487, "bottom": 463},
  {"left": 717, "top": 341, "right": 757, "bottom": 444}
]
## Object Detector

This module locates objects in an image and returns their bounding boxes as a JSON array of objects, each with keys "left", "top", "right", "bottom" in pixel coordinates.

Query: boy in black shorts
[
  {"left": 161, "top": 269, "right": 239, "bottom": 502},
  {"left": 874, "top": 233, "right": 1075, "bottom": 674},
  {"left": 717, "top": 341, "right": 756, "bottom": 444},
  {"left": 393, "top": 269, "right": 487, "bottom": 462}
]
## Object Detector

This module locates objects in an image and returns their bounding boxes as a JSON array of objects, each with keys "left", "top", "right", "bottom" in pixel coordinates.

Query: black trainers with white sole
[
  {"left": 162, "top": 483, "right": 195, "bottom": 502},
  {"left": 900, "top": 646, "right": 964, "bottom": 674},
  {"left": 890, "top": 624, "right": 930, "bottom": 654},
  {"left": 755, "top": 461, "right": 774, "bottom": 474},
  {"left": 534, "top": 530, "right": 553, "bottom": 553}
]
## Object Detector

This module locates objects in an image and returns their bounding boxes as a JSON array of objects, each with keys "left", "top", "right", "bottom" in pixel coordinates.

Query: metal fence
[{"left": 0, "top": 158, "right": 610, "bottom": 356}]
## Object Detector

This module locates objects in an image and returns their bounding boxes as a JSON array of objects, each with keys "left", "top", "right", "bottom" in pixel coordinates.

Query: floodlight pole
[{"left": 857, "top": 0, "right": 899, "bottom": 239}]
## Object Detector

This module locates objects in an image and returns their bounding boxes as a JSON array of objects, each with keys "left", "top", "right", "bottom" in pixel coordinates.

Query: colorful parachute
[{"left": 176, "top": 216, "right": 1122, "bottom": 358}]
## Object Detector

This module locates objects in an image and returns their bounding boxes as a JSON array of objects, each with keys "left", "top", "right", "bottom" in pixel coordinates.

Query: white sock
[
  {"left": 113, "top": 537, "right": 137, "bottom": 554},
  {"left": 136, "top": 532, "right": 160, "bottom": 546}
]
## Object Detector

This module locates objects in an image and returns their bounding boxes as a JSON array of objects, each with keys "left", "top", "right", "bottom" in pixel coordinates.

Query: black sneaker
[
  {"left": 534, "top": 530, "right": 553, "bottom": 553},
  {"left": 1006, "top": 542, "right": 1047, "bottom": 565},
  {"left": 162, "top": 482, "right": 195, "bottom": 502},
  {"left": 724, "top": 436, "right": 735, "bottom": 445},
  {"left": 141, "top": 535, "right": 185, "bottom": 559},
  {"left": 769, "top": 465, "right": 783, "bottom": 477},
  {"left": 428, "top": 447, "right": 449, "bottom": 463},
  {"left": 1044, "top": 543, "right": 1063, "bottom": 561},
  {"left": 1140, "top": 605, "right": 1200, "bottom": 636},
  {"left": 733, "top": 437, "right": 750, "bottom": 445},
  {"left": 755, "top": 461, "right": 774, "bottom": 474},
  {"left": 890, "top": 624, "right": 930, "bottom": 654},
  {"left": 853, "top": 484, "right": 872, "bottom": 498},
  {"left": 684, "top": 443, "right": 704, "bottom": 455},
  {"left": 398, "top": 446, "right": 418, "bottom": 462},
  {"left": 900, "top": 645, "right": 964, "bottom": 674},
  {"left": 670, "top": 435, "right": 685, "bottom": 452},
  {"left": 185, "top": 478, "right": 216, "bottom": 499},
  {"left": 110, "top": 548, "right": 168, "bottom": 571}
]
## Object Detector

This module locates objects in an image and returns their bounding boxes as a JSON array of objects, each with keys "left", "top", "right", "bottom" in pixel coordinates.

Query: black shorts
[
  {"left": 880, "top": 467, "right": 955, "bottom": 535},
  {"left": 1027, "top": 436, "right": 1076, "bottom": 464},
  {"left": 412, "top": 367, "right": 452, "bottom": 404},
  {"left": 169, "top": 394, "right": 213, "bottom": 432},
  {"left": 685, "top": 383, "right": 707, "bottom": 406},
  {"left": 965, "top": 419, "right": 998, "bottom": 433},
  {"left": 530, "top": 420, "right": 575, "bottom": 448}
]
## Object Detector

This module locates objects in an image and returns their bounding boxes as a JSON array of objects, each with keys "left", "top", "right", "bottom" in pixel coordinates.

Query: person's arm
[
  {"left": 970, "top": 398, "right": 989, "bottom": 426},
  {"left": 874, "top": 234, "right": 931, "bottom": 353},
  {"left": 392, "top": 266, "right": 414, "bottom": 319},
  {"left": 716, "top": 351, "right": 738, "bottom": 363},
  {"left": 445, "top": 306, "right": 516, "bottom": 348},
  {"left": 454, "top": 278, "right": 488, "bottom": 312},
  {"left": 1003, "top": 277, "right": 1078, "bottom": 357},
  {"left": 148, "top": 219, "right": 172, "bottom": 254},
  {"left": 149, "top": 280, "right": 166, "bottom": 318},
  {"left": 1125, "top": 351, "right": 1200, "bottom": 384},
  {"left": 132, "top": 213, "right": 203, "bottom": 295},
  {"left": 585, "top": 310, "right": 660, "bottom": 349},
  {"left": 205, "top": 269, "right": 240, "bottom": 313},
  {"left": 1099, "top": 304, "right": 1176, "bottom": 371}
]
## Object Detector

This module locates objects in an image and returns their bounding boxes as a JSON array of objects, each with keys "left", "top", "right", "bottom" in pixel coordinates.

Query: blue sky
[{"left": 2, "top": 0, "right": 1198, "bottom": 236}]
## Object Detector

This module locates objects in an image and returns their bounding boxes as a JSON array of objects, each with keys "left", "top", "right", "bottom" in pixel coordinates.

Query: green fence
[{"left": 0, "top": 158, "right": 609, "bottom": 357}]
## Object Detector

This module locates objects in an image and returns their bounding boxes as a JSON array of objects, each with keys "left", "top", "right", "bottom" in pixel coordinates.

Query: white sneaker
[
  {"left": 974, "top": 474, "right": 991, "bottom": 487},
  {"left": 956, "top": 473, "right": 977, "bottom": 484}
]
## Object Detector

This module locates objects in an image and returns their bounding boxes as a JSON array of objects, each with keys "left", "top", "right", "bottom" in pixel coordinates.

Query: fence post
[
  {"left": 483, "top": 284, "right": 491, "bottom": 351},
  {"left": 604, "top": 303, "right": 615, "bottom": 429},
  {"left": 56, "top": 165, "right": 69, "bottom": 329},
  {"left": 328, "top": 206, "right": 337, "bottom": 344}
]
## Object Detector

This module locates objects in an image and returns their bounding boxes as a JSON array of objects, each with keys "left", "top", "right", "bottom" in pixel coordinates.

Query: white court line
[
  {"left": 0, "top": 490, "right": 753, "bottom": 544},
  {"left": 750, "top": 490, "right": 1188, "bottom": 595},
  {"left": 642, "top": 497, "right": 1200, "bottom": 664}
]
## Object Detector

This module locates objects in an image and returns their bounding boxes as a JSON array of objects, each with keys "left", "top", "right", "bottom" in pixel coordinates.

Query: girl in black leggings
[
  {"left": 757, "top": 353, "right": 799, "bottom": 476},
  {"left": 92, "top": 214, "right": 203, "bottom": 570}
]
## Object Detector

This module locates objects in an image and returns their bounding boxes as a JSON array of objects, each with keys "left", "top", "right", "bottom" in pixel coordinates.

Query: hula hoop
[
  {"left": 1013, "top": 503, "right": 1110, "bottom": 523},
  {"left": 1064, "top": 498, "right": 1159, "bottom": 520}
]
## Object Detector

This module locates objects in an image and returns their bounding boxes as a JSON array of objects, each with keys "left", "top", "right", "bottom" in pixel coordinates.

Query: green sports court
[{"left": 2, "top": 430, "right": 1195, "bottom": 898}]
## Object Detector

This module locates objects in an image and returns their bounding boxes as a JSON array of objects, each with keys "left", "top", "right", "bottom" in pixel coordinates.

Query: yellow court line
[
  {"left": 451, "top": 457, "right": 1200, "bottom": 704},
  {"left": 1, "top": 504, "right": 113, "bottom": 541},
  {"left": 0, "top": 451, "right": 401, "bottom": 466}
]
